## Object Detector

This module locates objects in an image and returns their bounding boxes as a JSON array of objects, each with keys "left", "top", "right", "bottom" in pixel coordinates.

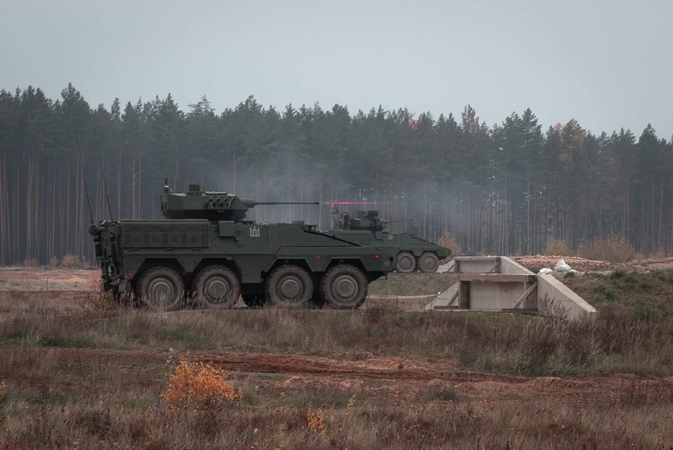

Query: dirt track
[{"left": 4, "top": 346, "right": 670, "bottom": 406}]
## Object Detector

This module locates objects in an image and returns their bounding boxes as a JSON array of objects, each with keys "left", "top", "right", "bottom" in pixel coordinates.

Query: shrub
[
  {"left": 579, "top": 237, "right": 637, "bottom": 263},
  {"left": 60, "top": 253, "right": 84, "bottom": 268},
  {"left": 22, "top": 258, "right": 38, "bottom": 267},
  {"left": 48, "top": 256, "right": 59, "bottom": 268},
  {"left": 438, "top": 231, "right": 461, "bottom": 256},
  {"left": 162, "top": 362, "right": 242, "bottom": 411},
  {"left": 543, "top": 239, "right": 570, "bottom": 256},
  {"left": 306, "top": 407, "right": 325, "bottom": 433}
]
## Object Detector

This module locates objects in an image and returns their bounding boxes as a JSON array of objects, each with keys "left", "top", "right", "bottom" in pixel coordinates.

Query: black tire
[
  {"left": 135, "top": 267, "right": 184, "bottom": 310},
  {"left": 192, "top": 266, "right": 240, "bottom": 309},
  {"left": 320, "top": 264, "right": 368, "bottom": 309},
  {"left": 241, "top": 293, "right": 267, "bottom": 308},
  {"left": 395, "top": 252, "right": 416, "bottom": 273},
  {"left": 266, "top": 265, "right": 313, "bottom": 308},
  {"left": 417, "top": 252, "right": 439, "bottom": 273}
]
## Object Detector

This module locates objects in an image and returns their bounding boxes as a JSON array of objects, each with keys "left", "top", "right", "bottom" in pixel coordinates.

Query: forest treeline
[{"left": 0, "top": 83, "right": 672, "bottom": 265}]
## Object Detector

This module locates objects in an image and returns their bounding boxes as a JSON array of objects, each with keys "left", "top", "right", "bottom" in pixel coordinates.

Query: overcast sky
[{"left": 1, "top": 0, "right": 671, "bottom": 137}]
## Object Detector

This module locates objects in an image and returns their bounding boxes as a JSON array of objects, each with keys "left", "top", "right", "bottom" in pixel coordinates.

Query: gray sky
[{"left": 1, "top": 0, "right": 671, "bottom": 137}]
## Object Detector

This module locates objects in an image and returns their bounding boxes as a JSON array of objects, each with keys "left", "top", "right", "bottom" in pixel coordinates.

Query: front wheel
[
  {"left": 320, "top": 264, "right": 368, "bottom": 309},
  {"left": 192, "top": 266, "right": 240, "bottom": 309},
  {"left": 135, "top": 267, "right": 184, "bottom": 310}
]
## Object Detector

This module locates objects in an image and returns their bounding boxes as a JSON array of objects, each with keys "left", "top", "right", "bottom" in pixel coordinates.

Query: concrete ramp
[{"left": 425, "top": 256, "right": 597, "bottom": 321}]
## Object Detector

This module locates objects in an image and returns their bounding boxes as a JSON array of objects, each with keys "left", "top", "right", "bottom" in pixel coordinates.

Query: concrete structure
[{"left": 425, "top": 256, "right": 598, "bottom": 321}]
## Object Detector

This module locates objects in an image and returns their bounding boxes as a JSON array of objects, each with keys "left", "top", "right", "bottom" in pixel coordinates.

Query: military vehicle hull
[
  {"left": 327, "top": 230, "right": 451, "bottom": 273},
  {"left": 90, "top": 219, "right": 396, "bottom": 310}
]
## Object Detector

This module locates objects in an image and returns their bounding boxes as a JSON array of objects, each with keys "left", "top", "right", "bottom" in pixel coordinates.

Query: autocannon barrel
[{"left": 241, "top": 199, "right": 320, "bottom": 208}]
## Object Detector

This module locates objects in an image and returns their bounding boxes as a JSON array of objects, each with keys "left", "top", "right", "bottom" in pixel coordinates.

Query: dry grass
[
  {"left": 543, "top": 239, "right": 570, "bottom": 256},
  {"left": 0, "top": 347, "right": 672, "bottom": 449},
  {"left": 579, "top": 237, "right": 637, "bottom": 263},
  {"left": 3, "top": 271, "right": 673, "bottom": 448},
  {"left": 437, "top": 231, "right": 461, "bottom": 256},
  {"left": 646, "top": 248, "right": 669, "bottom": 260},
  {"left": 3, "top": 287, "right": 673, "bottom": 376}
]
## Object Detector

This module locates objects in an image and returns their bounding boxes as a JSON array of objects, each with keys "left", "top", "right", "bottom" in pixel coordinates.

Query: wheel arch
[
  {"left": 133, "top": 258, "right": 186, "bottom": 283},
  {"left": 191, "top": 258, "right": 242, "bottom": 283}
]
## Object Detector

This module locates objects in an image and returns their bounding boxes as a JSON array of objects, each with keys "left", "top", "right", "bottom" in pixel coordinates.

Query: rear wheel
[
  {"left": 417, "top": 252, "right": 439, "bottom": 273},
  {"left": 192, "top": 266, "right": 240, "bottom": 309},
  {"left": 395, "top": 252, "right": 416, "bottom": 273},
  {"left": 320, "top": 264, "right": 368, "bottom": 309},
  {"left": 266, "top": 265, "right": 313, "bottom": 308},
  {"left": 136, "top": 267, "right": 184, "bottom": 310}
]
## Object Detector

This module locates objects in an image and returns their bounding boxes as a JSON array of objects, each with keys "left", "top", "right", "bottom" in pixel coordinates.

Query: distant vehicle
[
  {"left": 326, "top": 206, "right": 451, "bottom": 273},
  {"left": 89, "top": 183, "right": 396, "bottom": 310}
]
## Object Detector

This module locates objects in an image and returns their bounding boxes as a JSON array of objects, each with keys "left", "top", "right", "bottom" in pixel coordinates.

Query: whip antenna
[
  {"left": 93, "top": 128, "right": 115, "bottom": 221},
  {"left": 75, "top": 130, "right": 94, "bottom": 225}
]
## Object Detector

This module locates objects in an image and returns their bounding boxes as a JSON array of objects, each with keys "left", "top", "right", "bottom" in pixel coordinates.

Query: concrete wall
[
  {"left": 499, "top": 257, "right": 533, "bottom": 275},
  {"left": 537, "top": 274, "right": 598, "bottom": 320},
  {"left": 427, "top": 256, "right": 597, "bottom": 321},
  {"left": 466, "top": 280, "right": 537, "bottom": 310},
  {"left": 424, "top": 283, "right": 459, "bottom": 310},
  {"left": 453, "top": 257, "right": 500, "bottom": 274}
]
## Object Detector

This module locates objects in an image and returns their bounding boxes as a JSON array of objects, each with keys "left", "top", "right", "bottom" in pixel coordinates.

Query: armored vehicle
[
  {"left": 89, "top": 183, "right": 396, "bottom": 310},
  {"left": 327, "top": 207, "right": 451, "bottom": 273}
]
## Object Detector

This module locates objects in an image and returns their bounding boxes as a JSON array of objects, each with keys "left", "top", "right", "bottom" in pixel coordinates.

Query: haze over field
[{"left": 1, "top": 0, "right": 671, "bottom": 137}]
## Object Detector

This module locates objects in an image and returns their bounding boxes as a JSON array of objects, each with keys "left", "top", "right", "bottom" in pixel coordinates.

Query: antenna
[
  {"left": 93, "top": 128, "right": 115, "bottom": 221},
  {"left": 75, "top": 130, "right": 94, "bottom": 225}
]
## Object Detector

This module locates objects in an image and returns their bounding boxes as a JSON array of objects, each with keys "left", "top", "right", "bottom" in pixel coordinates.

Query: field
[{"left": 2, "top": 264, "right": 673, "bottom": 449}]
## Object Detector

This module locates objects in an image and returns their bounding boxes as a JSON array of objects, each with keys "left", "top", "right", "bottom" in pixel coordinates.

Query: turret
[
  {"left": 347, "top": 210, "right": 386, "bottom": 231},
  {"left": 331, "top": 207, "right": 416, "bottom": 234},
  {"left": 161, "top": 182, "right": 318, "bottom": 222}
]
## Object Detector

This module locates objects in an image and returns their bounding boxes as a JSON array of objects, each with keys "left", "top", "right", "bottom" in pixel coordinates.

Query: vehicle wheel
[
  {"left": 192, "top": 266, "right": 240, "bottom": 309},
  {"left": 417, "top": 252, "right": 439, "bottom": 273},
  {"left": 241, "top": 293, "right": 267, "bottom": 308},
  {"left": 135, "top": 267, "right": 184, "bottom": 310},
  {"left": 320, "top": 264, "right": 368, "bottom": 309},
  {"left": 266, "top": 265, "right": 313, "bottom": 308},
  {"left": 395, "top": 252, "right": 416, "bottom": 273}
]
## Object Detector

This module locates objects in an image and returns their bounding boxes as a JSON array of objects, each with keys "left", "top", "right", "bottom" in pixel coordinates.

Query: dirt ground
[
  {"left": 1, "top": 264, "right": 671, "bottom": 411},
  {"left": 1, "top": 345, "right": 668, "bottom": 408},
  {"left": 513, "top": 255, "right": 673, "bottom": 273},
  {"left": 0, "top": 267, "right": 97, "bottom": 291}
]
